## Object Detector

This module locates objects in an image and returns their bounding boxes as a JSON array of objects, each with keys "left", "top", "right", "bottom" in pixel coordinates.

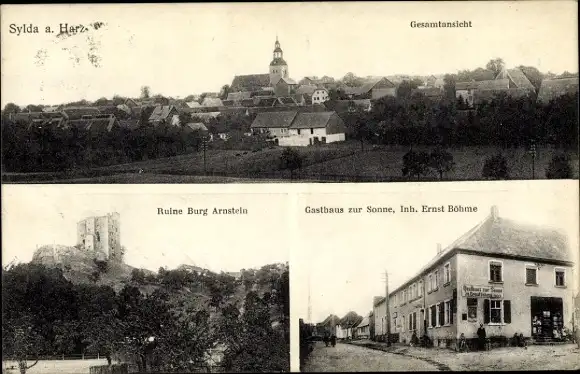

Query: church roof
[
  {"left": 270, "top": 58, "right": 288, "bottom": 66},
  {"left": 230, "top": 74, "right": 271, "bottom": 92}
]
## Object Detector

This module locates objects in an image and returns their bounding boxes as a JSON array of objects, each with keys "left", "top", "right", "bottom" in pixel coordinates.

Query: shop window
[
  {"left": 489, "top": 261, "right": 503, "bottom": 282},
  {"left": 526, "top": 266, "right": 538, "bottom": 285},
  {"left": 467, "top": 298, "right": 477, "bottom": 321},
  {"left": 555, "top": 269, "right": 566, "bottom": 287}
]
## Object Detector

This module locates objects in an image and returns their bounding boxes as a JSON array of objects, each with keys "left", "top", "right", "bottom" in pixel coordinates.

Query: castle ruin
[{"left": 77, "top": 212, "right": 124, "bottom": 263}]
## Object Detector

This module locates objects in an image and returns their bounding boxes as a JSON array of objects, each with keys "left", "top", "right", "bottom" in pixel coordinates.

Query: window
[
  {"left": 489, "top": 261, "right": 503, "bottom": 282},
  {"left": 444, "top": 300, "right": 451, "bottom": 325},
  {"left": 526, "top": 266, "right": 538, "bottom": 285},
  {"left": 490, "top": 300, "right": 502, "bottom": 323},
  {"left": 428, "top": 274, "right": 433, "bottom": 292},
  {"left": 418, "top": 280, "right": 423, "bottom": 297},
  {"left": 438, "top": 303, "right": 444, "bottom": 326},
  {"left": 444, "top": 263, "right": 451, "bottom": 284},
  {"left": 430, "top": 305, "right": 437, "bottom": 327},
  {"left": 434, "top": 270, "right": 439, "bottom": 289},
  {"left": 402, "top": 316, "right": 405, "bottom": 332},
  {"left": 555, "top": 268, "right": 566, "bottom": 286},
  {"left": 413, "top": 312, "right": 417, "bottom": 331},
  {"left": 409, "top": 314, "right": 413, "bottom": 331},
  {"left": 310, "top": 128, "right": 314, "bottom": 135},
  {"left": 467, "top": 298, "right": 477, "bottom": 321}
]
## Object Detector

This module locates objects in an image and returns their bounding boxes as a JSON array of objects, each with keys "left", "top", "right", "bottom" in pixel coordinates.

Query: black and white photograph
[
  {"left": 1, "top": 186, "right": 290, "bottom": 373},
  {"left": 1, "top": 1, "right": 578, "bottom": 183},
  {"left": 296, "top": 182, "right": 579, "bottom": 371}
]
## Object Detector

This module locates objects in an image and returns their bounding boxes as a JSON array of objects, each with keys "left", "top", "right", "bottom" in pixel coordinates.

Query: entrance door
[
  {"left": 420, "top": 309, "right": 426, "bottom": 336},
  {"left": 531, "top": 296, "right": 564, "bottom": 339}
]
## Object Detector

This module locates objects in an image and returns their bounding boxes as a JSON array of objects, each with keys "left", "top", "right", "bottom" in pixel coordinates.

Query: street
[{"left": 302, "top": 342, "right": 439, "bottom": 372}]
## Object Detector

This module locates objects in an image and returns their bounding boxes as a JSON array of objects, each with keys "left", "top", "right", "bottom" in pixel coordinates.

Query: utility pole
[
  {"left": 385, "top": 270, "right": 391, "bottom": 347},
  {"left": 529, "top": 141, "right": 537, "bottom": 180},
  {"left": 202, "top": 136, "right": 208, "bottom": 175}
]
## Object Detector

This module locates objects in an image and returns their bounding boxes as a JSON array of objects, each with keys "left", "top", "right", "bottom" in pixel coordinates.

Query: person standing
[
  {"left": 477, "top": 323, "right": 487, "bottom": 351},
  {"left": 330, "top": 334, "right": 336, "bottom": 347}
]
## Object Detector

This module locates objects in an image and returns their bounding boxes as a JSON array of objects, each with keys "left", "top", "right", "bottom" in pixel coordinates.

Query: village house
[
  {"left": 148, "top": 105, "right": 180, "bottom": 126},
  {"left": 355, "top": 315, "right": 371, "bottom": 340},
  {"left": 281, "top": 111, "right": 347, "bottom": 146},
  {"left": 373, "top": 206, "right": 575, "bottom": 349},
  {"left": 536, "top": 77, "right": 579, "bottom": 104},
  {"left": 343, "top": 77, "right": 397, "bottom": 100},
  {"left": 250, "top": 111, "right": 298, "bottom": 138}
]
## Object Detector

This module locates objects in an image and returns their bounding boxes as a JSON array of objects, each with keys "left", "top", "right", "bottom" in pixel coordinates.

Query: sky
[
  {"left": 293, "top": 181, "right": 580, "bottom": 324},
  {"left": 1, "top": 1, "right": 578, "bottom": 107},
  {"left": 1, "top": 185, "right": 290, "bottom": 273}
]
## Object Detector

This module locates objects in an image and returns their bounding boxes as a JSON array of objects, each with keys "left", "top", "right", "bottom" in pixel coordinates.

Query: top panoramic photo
[{"left": 1, "top": 1, "right": 578, "bottom": 184}]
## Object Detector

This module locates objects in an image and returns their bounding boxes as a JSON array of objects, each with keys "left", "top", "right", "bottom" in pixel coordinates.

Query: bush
[
  {"left": 546, "top": 154, "right": 573, "bottom": 179},
  {"left": 482, "top": 153, "right": 509, "bottom": 179}
]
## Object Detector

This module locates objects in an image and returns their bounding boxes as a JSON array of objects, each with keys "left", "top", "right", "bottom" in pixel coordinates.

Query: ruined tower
[{"left": 77, "top": 212, "right": 124, "bottom": 263}]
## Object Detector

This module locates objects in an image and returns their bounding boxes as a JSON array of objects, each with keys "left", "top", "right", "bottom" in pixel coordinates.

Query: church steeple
[{"left": 269, "top": 36, "right": 288, "bottom": 85}]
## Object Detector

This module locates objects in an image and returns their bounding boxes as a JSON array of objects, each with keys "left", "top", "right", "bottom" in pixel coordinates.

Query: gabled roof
[
  {"left": 496, "top": 68, "right": 536, "bottom": 91},
  {"left": 537, "top": 78, "right": 579, "bottom": 104},
  {"left": 340, "top": 311, "right": 363, "bottom": 329},
  {"left": 69, "top": 115, "right": 119, "bottom": 133},
  {"left": 227, "top": 91, "right": 252, "bottom": 102},
  {"left": 230, "top": 74, "right": 271, "bottom": 92},
  {"left": 255, "top": 97, "right": 278, "bottom": 107},
  {"left": 455, "top": 81, "right": 479, "bottom": 90},
  {"left": 357, "top": 316, "right": 370, "bottom": 328},
  {"left": 62, "top": 107, "right": 101, "bottom": 120},
  {"left": 202, "top": 98, "right": 223, "bottom": 107},
  {"left": 290, "top": 111, "right": 335, "bottom": 129},
  {"left": 185, "top": 122, "right": 208, "bottom": 132},
  {"left": 250, "top": 111, "right": 298, "bottom": 128},
  {"left": 185, "top": 101, "right": 201, "bottom": 108},
  {"left": 390, "top": 206, "right": 573, "bottom": 295},
  {"left": 149, "top": 105, "right": 178, "bottom": 122},
  {"left": 295, "top": 85, "right": 318, "bottom": 95},
  {"left": 477, "top": 79, "right": 510, "bottom": 90},
  {"left": 276, "top": 76, "right": 297, "bottom": 85}
]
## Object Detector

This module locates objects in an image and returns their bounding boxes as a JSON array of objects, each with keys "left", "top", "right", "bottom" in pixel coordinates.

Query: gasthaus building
[{"left": 373, "top": 206, "right": 575, "bottom": 348}]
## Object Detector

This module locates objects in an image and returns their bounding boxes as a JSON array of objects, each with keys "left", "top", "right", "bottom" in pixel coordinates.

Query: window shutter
[
  {"left": 483, "top": 299, "right": 490, "bottom": 324},
  {"left": 504, "top": 300, "right": 511, "bottom": 324},
  {"left": 439, "top": 303, "right": 444, "bottom": 326}
]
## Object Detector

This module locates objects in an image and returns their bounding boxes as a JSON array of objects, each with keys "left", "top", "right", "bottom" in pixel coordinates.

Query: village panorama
[{"left": 2, "top": 37, "right": 578, "bottom": 184}]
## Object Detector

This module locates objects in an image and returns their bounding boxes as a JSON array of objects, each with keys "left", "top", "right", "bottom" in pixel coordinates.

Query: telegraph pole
[
  {"left": 529, "top": 141, "right": 537, "bottom": 180},
  {"left": 385, "top": 270, "right": 391, "bottom": 347},
  {"left": 202, "top": 136, "right": 208, "bottom": 175}
]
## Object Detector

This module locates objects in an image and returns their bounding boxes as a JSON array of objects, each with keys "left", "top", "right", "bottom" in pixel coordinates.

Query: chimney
[
  {"left": 437, "top": 243, "right": 442, "bottom": 255},
  {"left": 491, "top": 205, "right": 499, "bottom": 220}
]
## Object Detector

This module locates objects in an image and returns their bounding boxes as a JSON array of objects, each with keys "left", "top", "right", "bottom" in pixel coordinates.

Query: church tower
[{"left": 269, "top": 36, "right": 289, "bottom": 85}]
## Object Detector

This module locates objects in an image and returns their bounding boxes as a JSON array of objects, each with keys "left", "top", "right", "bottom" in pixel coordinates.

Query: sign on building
[{"left": 462, "top": 285, "right": 503, "bottom": 299}]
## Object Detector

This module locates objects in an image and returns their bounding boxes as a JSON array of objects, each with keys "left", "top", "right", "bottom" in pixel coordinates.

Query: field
[
  {"left": 2, "top": 142, "right": 578, "bottom": 183},
  {"left": 301, "top": 145, "right": 580, "bottom": 181},
  {"left": 3, "top": 359, "right": 108, "bottom": 374}
]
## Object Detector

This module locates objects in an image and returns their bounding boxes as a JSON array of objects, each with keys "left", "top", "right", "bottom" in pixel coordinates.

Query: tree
[
  {"left": 219, "top": 85, "right": 231, "bottom": 100},
  {"left": 279, "top": 148, "right": 304, "bottom": 179},
  {"left": 93, "top": 97, "right": 110, "bottom": 106},
  {"left": 140, "top": 86, "right": 151, "bottom": 99},
  {"left": 341, "top": 72, "right": 363, "bottom": 87},
  {"left": 354, "top": 114, "right": 370, "bottom": 151},
  {"left": 25, "top": 104, "right": 43, "bottom": 112},
  {"left": 402, "top": 150, "right": 430, "bottom": 179},
  {"left": 3, "top": 102, "right": 21, "bottom": 114},
  {"left": 546, "top": 154, "right": 573, "bottom": 179},
  {"left": 428, "top": 148, "right": 455, "bottom": 180},
  {"left": 486, "top": 58, "right": 505, "bottom": 77},
  {"left": 131, "top": 268, "right": 146, "bottom": 284},
  {"left": 2, "top": 316, "right": 43, "bottom": 374},
  {"left": 482, "top": 153, "right": 509, "bottom": 179}
]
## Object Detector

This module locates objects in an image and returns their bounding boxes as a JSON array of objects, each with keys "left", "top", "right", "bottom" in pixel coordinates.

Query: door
[{"left": 531, "top": 296, "right": 564, "bottom": 339}]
